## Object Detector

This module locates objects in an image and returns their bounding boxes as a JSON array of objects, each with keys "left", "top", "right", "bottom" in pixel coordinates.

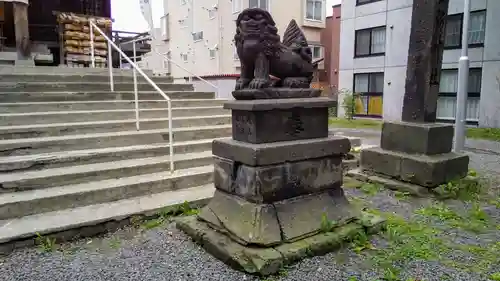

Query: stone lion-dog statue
[{"left": 234, "top": 8, "right": 323, "bottom": 90}]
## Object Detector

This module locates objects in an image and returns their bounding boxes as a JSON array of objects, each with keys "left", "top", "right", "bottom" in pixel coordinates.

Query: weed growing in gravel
[
  {"left": 108, "top": 237, "right": 121, "bottom": 249},
  {"left": 393, "top": 191, "right": 411, "bottom": 200},
  {"left": 360, "top": 183, "right": 383, "bottom": 196},
  {"left": 350, "top": 230, "right": 375, "bottom": 254},
  {"left": 382, "top": 266, "right": 401, "bottom": 281},
  {"left": 416, "top": 202, "right": 491, "bottom": 233},
  {"left": 35, "top": 232, "right": 57, "bottom": 253},
  {"left": 133, "top": 201, "right": 201, "bottom": 230},
  {"left": 434, "top": 170, "right": 485, "bottom": 201},
  {"left": 446, "top": 242, "right": 500, "bottom": 275},
  {"left": 359, "top": 210, "right": 449, "bottom": 279},
  {"left": 164, "top": 201, "right": 200, "bottom": 217},
  {"left": 142, "top": 218, "right": 165, "bottom": 230},
  {"left": 320, "top": 213, "right": 336, "bottom": 233},
  {"left": 489, "top": 272, "right": 500, "bottom": 281}
]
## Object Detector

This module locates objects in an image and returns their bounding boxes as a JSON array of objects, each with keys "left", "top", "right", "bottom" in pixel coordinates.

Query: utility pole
[{"left": 453, "top": 0, "right": 471, "bottom": 152}]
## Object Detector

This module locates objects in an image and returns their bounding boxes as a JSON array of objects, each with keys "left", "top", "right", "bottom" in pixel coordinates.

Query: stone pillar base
[
  {"left": 177, "top": 96, "right": 386, "bottom": 275},
  {"left": 176, "top": 211, "right": 385, "bottom": 276},
  {"left": 357, "top": 121, "right": 469, "bottom": 189}
]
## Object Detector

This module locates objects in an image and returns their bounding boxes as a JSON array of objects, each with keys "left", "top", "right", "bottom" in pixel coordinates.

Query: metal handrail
[
  {"left": 153, "top": 49, "right": 219, "bottom": 91},
  {"left": 89, "top": 21, "right": 175, "bottom": 173},
  {"left": 116, "top": 34, "right": 218, "bottom": 91}
]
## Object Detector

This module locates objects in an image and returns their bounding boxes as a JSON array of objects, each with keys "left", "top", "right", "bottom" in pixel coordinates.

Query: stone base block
[
  {"left": 360, "top": 147, "right": 469, "bottom": 187},
  {"left": 347, "top": 168, "right": 432, "bottom": 197},
  {"left": 212, "top": 136, "right": 351, "bottom": 166},
  {"left": 214, "top": 155, "right": 343, "bottom": 203},
  {"left": 176, "top": 212, "right": 385, "bottom": 276},
  {"left": 232, "top": 88, "right": 321, "bottom": 100},
  {"left": 225, "top": 98, "right": 335, "bottom": 144},
  {"left": 197, "top": 189, "right": 358, "bottom": 246},
  {"left": 381, "top": 121, "right": 454, "bottom": 155}
]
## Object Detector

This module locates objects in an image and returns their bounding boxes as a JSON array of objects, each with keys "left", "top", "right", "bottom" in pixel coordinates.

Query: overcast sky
[{"left": 112, "top": 0, "right": 342, "bottom": 33}]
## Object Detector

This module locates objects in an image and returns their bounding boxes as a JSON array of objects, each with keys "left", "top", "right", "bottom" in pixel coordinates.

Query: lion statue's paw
[{"left": 248, "top": 78, "right": 271, "bottom": 89}]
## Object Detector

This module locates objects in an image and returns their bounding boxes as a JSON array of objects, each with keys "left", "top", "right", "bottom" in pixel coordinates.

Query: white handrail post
[
  {"left": 108, "top": 40, "right": 114, "bottom": 92},
  {"left": 133, "top": 41, "right": 140, "bottom": 131},
  {"left": 89, "top": 21, "right": 95, "bottom": 68},
  {"left": 168, "top": 100, "right": 174, "bottom": 173},
  {"left": 119, "top": 52, "right": 123, "bottom": 69}
]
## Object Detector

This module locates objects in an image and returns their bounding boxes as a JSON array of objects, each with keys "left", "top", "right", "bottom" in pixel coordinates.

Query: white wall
[{"left": 191, "top": 78, "right": 237, "bottom": 100}]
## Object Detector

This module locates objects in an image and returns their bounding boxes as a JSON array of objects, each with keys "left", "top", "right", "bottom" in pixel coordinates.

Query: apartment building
[
  {"left": 339, "top": 0, "right": 500, "bottom": 128},
  {"left": 152, "top": 0, "right": 327, "bottom": 84},
  {"left": 319, "top": 4, "right": 342, "bottom": 96}
]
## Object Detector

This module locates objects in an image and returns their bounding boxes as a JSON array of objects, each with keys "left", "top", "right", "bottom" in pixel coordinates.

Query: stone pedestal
[
  {"left": 177, "top": 94, "right": 386, "bottom": 275},
  {"left": 350, "top": 121, "right": 469, "bottom": 195}
]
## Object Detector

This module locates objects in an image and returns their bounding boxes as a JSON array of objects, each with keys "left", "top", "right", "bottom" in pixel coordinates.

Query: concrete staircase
[{"left": 0, "top": 68, "right": 227, "bottom": 248}]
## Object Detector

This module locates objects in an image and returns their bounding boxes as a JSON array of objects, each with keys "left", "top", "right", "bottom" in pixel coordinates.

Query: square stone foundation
[
  {"left": 177, "top": 96, "right": 386, "bottom": 276},
  {"left": 355, "top": 121, "right": 469, "bottom": 189},
  {"left": 177, "top": 211, "right": 385, "bottom": 276}
]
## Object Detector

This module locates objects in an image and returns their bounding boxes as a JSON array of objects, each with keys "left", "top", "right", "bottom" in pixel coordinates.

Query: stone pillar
[
  {"left": 177, "top": 90, "right": 385, "bottom": 275},
  {"left": 351, "top": 0, "right": 469, "bottom": 194},
  {"left": 12, "top": 0, "right": 32, "bottom": 65}
]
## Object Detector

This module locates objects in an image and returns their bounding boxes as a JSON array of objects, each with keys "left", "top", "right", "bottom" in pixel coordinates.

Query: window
[
  {"left": 356, "top": 0, "right": 383, "bottom": 5},
  {"left": 311, "top": 45, "right": 322, "bottom": 60},
  {"left": 161, "top": 15, "right": 169, "bottom": 40},
  {"left": 208, "top": 9, "right": 216, "bottom": 19},
  {"left": 192, "top": 31, "right": 203, "bottom": 41},
  {"left": 232, "top": 0, "right": 241, "bottom": 13},
  {"left": 355, "top": 26, "right": 386, "bottom": 57},
  {"left": 306, "top": 0, "right": 322, "bottom": 21},
  {"left": 209, "top": 48, "right": 216, "bottom": 59},
  {"left": 445, "top": 10, "right": 486, "bottom": 48},
  {"left": 181, "top": 53, "right": 188, "bottom": 62},
  {"left": 353, "top": 73, "right": 384, "bottom": 117},
  {"left": 249, "top": 0, "right": 269, "bottom": 11},
  {"left": 437, "top": 69, "right": 482, "bottom": 122}
]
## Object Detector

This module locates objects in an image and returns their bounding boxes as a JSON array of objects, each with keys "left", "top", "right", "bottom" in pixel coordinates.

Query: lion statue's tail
[{"left": 282, "top": 19, "right": 312, "bottom": 63}]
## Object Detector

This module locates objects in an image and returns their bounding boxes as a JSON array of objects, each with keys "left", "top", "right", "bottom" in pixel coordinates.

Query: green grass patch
[
  {"left": 360, "top": 206, "right": 497, "bottom": 279},
  {"left": 328, "top": 118, "right": 382, "bottom": 129},
  {"left": 466, "top": 127, "right": 500, "bottom": 142},
  {"left": 416, "top": 202, "right": 491, "bottom": 233}
]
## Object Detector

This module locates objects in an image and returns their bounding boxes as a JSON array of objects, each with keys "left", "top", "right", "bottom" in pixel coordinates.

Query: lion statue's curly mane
[{"left": 233, "top": 8, "right": 282, "bottom": 58}]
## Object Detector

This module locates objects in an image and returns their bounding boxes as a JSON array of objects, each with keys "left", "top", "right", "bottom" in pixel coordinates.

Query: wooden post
[{"left": 13, "top": 1, "right": 31, "bottom": 61}]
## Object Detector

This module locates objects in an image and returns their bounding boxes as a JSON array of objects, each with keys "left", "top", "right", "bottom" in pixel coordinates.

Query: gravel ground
[{"left": 0, "top": 134, "right": 499, "bottom": 281}]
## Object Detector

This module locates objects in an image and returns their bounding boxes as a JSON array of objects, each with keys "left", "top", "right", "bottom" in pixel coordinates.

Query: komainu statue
[{"left": 234, "top": 8, "right": 322, "bottom": 91}]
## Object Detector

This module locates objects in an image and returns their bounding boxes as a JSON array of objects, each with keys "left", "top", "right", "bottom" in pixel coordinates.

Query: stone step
[
  {"left": 0, "top": 91, "right": 215, "bottom": 102},
  {"left": 0, "top": 151, "right": 213, "bottom": 192},
  {"left": 0, "top": 82, "right": 193, "bottom": 93},
  {"left": 0, "top": 74, "right": 173, "bottom": 83},
  {"left": 0, "top": 106, "right": 228, "bottom": 126},
  {"left": 0, "top": 66, "right": 155, "bottom": 76},
  {"left": 0, "top": 99, "right": 225, "bottom": 113},
  {"left": 0, "top": 138, "right": 220, "bottom": 172},
  {"left": 0, "top": 125, "right": 232, "bottom": 156},
  {"left": 0, "top": 182, "right": 215, "bottom": 246},
  {"left": 0, "top": 115, "right": 231, "bottom": 139}
]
